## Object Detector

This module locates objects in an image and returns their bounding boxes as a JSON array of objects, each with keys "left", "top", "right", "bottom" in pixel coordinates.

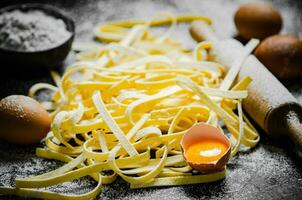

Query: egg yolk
[{"left": 185, "top": 140, "right": 228, "bottom": 163}]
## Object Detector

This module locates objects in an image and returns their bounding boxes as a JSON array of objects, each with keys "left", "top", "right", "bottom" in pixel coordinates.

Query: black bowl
[{"left": 0, "top": 3, "right": 75, "bottom": 70}]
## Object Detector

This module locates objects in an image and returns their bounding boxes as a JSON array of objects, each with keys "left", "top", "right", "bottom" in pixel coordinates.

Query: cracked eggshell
[{"left": 181, "top": 122, "right": 231, "bottom": 173}]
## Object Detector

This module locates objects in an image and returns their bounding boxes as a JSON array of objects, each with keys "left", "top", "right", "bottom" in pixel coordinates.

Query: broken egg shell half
[{"left": 180, "top": 122, "right": 231, "bottom": 173}]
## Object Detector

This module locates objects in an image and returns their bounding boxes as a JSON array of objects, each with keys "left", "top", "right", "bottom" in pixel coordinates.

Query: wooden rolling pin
[{"left": 190, "top": 21, "right": 302, "bottom": 151}]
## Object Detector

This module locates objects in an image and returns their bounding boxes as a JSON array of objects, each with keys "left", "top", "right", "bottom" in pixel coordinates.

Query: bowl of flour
[{"left": 0, "top": 3, "right": 75, "bottom": 70}]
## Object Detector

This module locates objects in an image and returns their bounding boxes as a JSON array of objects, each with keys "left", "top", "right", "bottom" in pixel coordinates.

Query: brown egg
[
  {"left": 180, "top": 123, "right": 231, "bottom": 173},
  {"left": 255, "top": 35, "right": 302, "bottom": 79},
  {"left": 0, "top": 95, "right": 51, "bottom": 145},
  {"left": 234, "top": 2, "right": 282, "bottom": 40}
]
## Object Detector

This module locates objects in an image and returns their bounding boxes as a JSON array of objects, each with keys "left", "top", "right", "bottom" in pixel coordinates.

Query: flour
[
  {"left": 0, "top": 9, "right": 71, "bottom": 52},
  {"left": 1, "top": 0, "right": 302, "bottom": 199}
]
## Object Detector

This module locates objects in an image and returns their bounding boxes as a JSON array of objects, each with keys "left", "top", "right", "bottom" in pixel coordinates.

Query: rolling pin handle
[
  {"left": 190, "top": 20, "right": 302, "bottom": 153},
  {"left": 286, "top": 111, "right": 302, "bottom": 152},
  {"left": 189, "top": 21, "right": 219, "bottom": 43}
]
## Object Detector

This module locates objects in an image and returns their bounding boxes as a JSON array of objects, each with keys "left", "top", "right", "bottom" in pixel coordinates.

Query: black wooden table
[{"left": 0, "top": 0, "right": 302, "bottom": 199}]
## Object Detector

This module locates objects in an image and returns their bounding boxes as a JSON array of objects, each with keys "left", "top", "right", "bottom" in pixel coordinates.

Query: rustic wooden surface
[{"left": 0, "top": 0, "right": 302, "bottom": 199}]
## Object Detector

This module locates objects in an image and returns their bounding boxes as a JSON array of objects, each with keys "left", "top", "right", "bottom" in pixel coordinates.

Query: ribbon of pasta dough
[{"left": 0, "top": 14, "right": 260, "bottom": 199}]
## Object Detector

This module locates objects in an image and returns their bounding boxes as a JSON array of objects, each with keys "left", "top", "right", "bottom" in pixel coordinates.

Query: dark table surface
[{"left": 0, "top": 0, "right": 302, "bottom": 200}]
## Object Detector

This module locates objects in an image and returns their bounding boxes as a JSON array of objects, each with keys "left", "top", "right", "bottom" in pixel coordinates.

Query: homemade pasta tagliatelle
[{"left": 0, "top": 14, "right": 260, "bottom": 199}]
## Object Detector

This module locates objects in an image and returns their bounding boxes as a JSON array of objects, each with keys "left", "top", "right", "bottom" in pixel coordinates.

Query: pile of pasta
[{"left": 0, "top": 14, "right": 260, "bottom": 199}]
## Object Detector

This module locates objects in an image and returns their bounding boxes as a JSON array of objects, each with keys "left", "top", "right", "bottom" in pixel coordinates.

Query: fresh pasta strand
[{"left": 0, "top": 13, "right": 259, "bottom": 199}]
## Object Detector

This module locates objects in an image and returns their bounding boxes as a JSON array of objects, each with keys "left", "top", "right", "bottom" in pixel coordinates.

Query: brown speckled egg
[
  {"left": 255, "top": 35, "right": 302, "bottom": 79},
  {"left": 234, "top": 3, "right": 282, "bottom": 40},
  {"left": 0, "top": 95, "right": 51, "bottom": 145}
]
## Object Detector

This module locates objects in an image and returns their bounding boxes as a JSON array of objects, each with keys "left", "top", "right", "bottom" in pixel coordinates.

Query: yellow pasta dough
[{"left": 0, "top": 14, "right": 259, "bottom": 199}]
